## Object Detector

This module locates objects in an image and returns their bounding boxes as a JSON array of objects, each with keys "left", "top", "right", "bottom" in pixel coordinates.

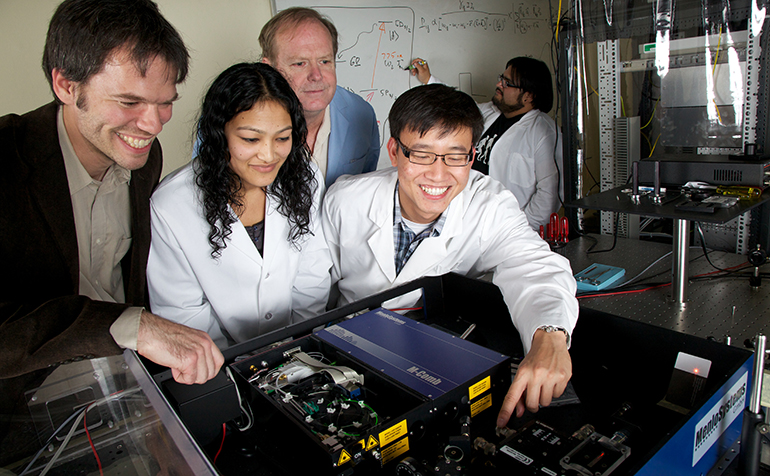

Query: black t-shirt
[
  {"left": 472, "top": 113, "right": 523, "bottom": 175},
  {"left": 244, "top": 221, "right": 265, "bottom": 256}
]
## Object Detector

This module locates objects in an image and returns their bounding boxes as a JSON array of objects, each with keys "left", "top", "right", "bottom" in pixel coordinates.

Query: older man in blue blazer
[{"left": 260, "top": 7, "right": 379, "bottom": 187}]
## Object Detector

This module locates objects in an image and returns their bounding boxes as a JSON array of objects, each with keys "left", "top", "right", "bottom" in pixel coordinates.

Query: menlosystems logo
[
  {"left": 691, "top": 372, "right": 747, "bottom": 466},
  {"left": 376, "top": 310, "right": 406, "bottom": 325},
  {"left": 694, "top": 383, "right": 746, "bottom": 450}
]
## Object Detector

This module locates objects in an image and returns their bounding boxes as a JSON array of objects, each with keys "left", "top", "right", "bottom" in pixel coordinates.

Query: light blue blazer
[{"left": 325, "top": 86, "right": 380, "bottom": 187}]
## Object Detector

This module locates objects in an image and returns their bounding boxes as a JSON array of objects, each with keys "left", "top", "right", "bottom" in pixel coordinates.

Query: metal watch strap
[{"left": 537, "top": 325, "right": 571, "bottom": 347}]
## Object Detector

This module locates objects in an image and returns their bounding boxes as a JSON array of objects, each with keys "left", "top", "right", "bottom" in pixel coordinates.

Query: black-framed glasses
[
  {"left": 395, "top": 138, "right": 473, "bottom": 167},
  {"left": 498, "top": 74, "right": 521, "bottom": 89}
]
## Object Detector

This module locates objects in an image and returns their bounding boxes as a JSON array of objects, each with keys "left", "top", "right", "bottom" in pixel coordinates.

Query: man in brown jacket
[{"left": 0, "top": 0, "right": 223, "bottom": 461}]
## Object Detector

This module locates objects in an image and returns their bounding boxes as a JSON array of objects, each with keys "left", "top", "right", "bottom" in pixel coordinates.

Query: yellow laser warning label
[
  {"left": 366, "top": 435, "right": 379, "bottom": 451},
  {"left": 356, "top": 439, "right": 365, "bottom": 450},
  {"left": 471, "top": 393, "right": 493, "bottom": 417},
  {"left": 337, "top": 449, "right": 352, "bottom": 466},
  {"left": 469, "top": 376, "right": 491, "bottom": 400},
  {"left": 381, "top": 437, "right": 410, "bottom": 465},
  {"left": 379, "top": 419, "right": 407, "bottom": 447}
]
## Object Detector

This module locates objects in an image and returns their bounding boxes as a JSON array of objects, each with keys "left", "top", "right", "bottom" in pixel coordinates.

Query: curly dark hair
[{"left": 195, "top": 62, "right": 316, "bottom": 257}]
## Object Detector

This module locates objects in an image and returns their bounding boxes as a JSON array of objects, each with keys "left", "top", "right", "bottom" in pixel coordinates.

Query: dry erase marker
[{"left": 404, "top": 60, "right": 426, "bottom": 71}]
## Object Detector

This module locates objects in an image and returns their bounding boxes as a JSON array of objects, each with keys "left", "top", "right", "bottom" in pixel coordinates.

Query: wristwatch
[{"left": 537, "top": 325, "right": 571, "bottom": 347}]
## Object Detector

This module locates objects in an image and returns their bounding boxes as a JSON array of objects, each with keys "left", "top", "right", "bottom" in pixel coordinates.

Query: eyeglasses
[
  {"left": 498, "top": 74, "right": 521, "bottom": 89},
  {"left": 396, "top": 138, "right": 473, "bottom": 167}
]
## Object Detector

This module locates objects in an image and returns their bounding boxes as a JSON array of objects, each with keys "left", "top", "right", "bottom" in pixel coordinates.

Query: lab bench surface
[{"left": 559, "top": 234, "right": 770, "bottom": 355}]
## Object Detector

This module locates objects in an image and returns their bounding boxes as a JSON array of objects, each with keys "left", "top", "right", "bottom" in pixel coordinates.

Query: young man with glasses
[
  {"left": 410, "top": 57, "right": 562, "bottom": 230},
  {"left": 322, "top": 84, "right": 577, "bottom": 428}
]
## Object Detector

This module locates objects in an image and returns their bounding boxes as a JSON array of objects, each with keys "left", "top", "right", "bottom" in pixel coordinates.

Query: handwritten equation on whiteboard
[
  {"left": 420, "top": 2, "right": 547, "bottom": 35},
  {"left": 317, "top": 6, "right": 414, "bottom": 146},
  {"left": 315, "top": 3, "right": 548, "bottom": 155}
]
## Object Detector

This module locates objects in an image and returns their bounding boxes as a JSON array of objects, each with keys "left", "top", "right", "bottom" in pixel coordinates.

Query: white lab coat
[
  {"left": 482, "top": 104, "right": 563, "bottom": 230},
  {"left": 147, "top": 162, "right": 332, "bottom": 348},
  {"left": 322, "top": 168, "right": 577, "bottom": 352}
]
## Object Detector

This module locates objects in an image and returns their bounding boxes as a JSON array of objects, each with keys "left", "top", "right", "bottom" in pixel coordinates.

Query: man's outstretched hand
[
  {"left": 496, "top": 328, "right": 572, "bottom": 428},
  {"left": 137, "top": 310, "right": 224, "bottom": 385}
]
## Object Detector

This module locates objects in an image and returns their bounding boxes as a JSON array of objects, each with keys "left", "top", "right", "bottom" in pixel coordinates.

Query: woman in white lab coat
[{"left": 147, "top": 63, "right": 331, "bottom": 349}]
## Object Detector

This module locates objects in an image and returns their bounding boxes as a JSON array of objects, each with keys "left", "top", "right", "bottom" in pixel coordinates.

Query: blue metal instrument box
[{"left": 316, "top": 308, "right": 509, "bottom": 401}]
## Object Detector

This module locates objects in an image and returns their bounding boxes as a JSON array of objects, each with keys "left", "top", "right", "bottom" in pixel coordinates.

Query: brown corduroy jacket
[{"left": 0, "top": 102, "right": 162, "bottom": 378}]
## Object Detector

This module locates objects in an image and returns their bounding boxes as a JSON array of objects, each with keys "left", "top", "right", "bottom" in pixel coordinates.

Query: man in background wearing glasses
[
  {"left": 410, "top": 57, "right": 562, "bottom": 230},
  {"left": 322, "top": 84, "right": 577, "bottom": 428}
]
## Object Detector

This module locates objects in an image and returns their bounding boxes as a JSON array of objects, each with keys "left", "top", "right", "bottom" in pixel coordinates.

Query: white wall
[{"left": 0, "top": 0, "right": 273, "bottom": 177}]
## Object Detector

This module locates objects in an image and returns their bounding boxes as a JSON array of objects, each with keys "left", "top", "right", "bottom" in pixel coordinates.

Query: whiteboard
[{"left": 274, "top": 0, "right": 555, "bottom": 168}]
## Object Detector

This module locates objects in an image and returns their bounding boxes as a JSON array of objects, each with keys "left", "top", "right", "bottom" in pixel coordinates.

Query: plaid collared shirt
[{"left": 393, "top": 183, "right": 447, "bottom": 275}]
